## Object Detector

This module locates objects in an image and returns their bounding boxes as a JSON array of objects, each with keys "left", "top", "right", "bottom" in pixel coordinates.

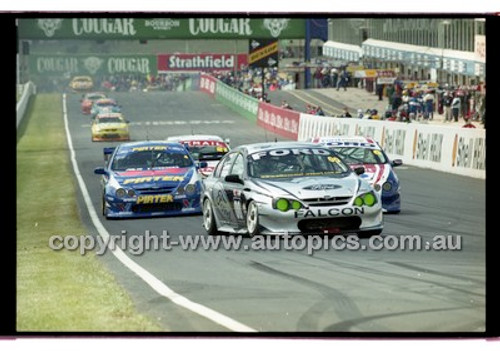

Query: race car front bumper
[
  {"left": 256, "top": 202, "right": 383, "bottom": 235},
  {"left": 92, "top": 131, "right": 130, "bottom": 142},
  {"left": 103, "top": 193, "right": 202, "bottom": 218}
]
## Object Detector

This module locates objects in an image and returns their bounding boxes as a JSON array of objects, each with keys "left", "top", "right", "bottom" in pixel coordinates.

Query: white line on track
[{"left": 62, "top": 94, "right": 256, "bottom": 333}]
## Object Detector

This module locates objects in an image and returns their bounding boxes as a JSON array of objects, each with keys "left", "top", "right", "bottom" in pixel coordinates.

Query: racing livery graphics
[
  {"left": 201, "top": 142, "right": 383, "bottom": 237},
  {"left": 309, "top": 136, "right": 402, "bottom": 213},
  {"left": 167, "top": 135, "right": 230, "bottom": 177},
  {"left": 94, "top": 141, "right": 205, "bottom": 218}
]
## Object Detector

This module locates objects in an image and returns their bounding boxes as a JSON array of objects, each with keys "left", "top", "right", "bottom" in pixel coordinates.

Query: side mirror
[
  {"left": 354, "top": 166, "right": 365, "bottom": 175},
  {"left": 225, "top": 174, "right": 244, "bottom": 185},
  {"left": 391, "top": 159, "right": 403, "bottom": 167},
  {"left": 197, "top": 161, "right": 208, "bottom": 169},
  {"left": 94, "top": 167, "right": 107, "bottom": 175}
]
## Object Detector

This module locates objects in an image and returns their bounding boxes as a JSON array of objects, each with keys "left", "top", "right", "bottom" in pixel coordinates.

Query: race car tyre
[
  {"left": 246, "top": 200, "right": 260, "bottom": 237},
  {"left": 102, "top": 196, "right": 109, "bottom": 219},
  {"left": 357, "top": 229, "right": 382, "bottom": 239},
  {"left": 203, "top": 198, "right": 219, "bottom": 235}
]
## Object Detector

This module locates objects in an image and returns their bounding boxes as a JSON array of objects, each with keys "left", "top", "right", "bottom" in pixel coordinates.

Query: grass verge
[{"left": 17, "top": 93, "right": 163, "bottom": 332}]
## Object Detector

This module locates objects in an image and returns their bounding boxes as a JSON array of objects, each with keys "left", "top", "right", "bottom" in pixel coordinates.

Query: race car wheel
[
  {"left": 203, "top": 198, "right": 219, "bottom": 235},
  {"left": 102, "top": 196, "right": 109, "bottom": 219},
  {"left": 246, "top": 201, "right": 260, "bottom": 237}
]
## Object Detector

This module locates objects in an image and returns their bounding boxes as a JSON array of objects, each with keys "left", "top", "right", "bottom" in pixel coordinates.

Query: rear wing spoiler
[{"left": 103, "top": 147, "right": 115, "bottom": 162}]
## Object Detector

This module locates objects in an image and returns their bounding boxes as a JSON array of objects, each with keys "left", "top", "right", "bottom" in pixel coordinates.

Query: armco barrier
[
  {"left": 298, "top": 114, "right": 485, "bottom": 179},
  {"left": 16, "top": 82, "right": 36, "bottom": 129}
]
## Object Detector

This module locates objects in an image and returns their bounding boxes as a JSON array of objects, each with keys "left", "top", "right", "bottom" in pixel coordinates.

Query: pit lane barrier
[
  {"left": 197, "top": 73, "right": 485, "bottom": 179},
  {"left": 16, "top": 81, "right": 36, "bottom": 129}
]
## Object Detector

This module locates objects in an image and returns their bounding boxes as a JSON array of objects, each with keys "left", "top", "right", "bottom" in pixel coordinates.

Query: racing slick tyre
[
  {"left": 357, "top": 229, "right": 382, "bottom": 239},
  {"left": 246, "top": 201, "right": 260, "bottom": 238},
  {"left": 203, "top": 198, "right": 220, "bottom": 236}
]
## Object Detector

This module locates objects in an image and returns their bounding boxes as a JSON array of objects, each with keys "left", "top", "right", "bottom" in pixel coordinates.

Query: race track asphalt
[{"left": 65, "top": 91, "right": 486, "bottom": 333}]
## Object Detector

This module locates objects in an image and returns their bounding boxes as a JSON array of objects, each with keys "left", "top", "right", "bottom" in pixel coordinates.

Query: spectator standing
[
  {"left": 330, "top": 68, "right": 338, "bottom": 89},
  {"left": 423, "top": 90, "right": 435, "bottom": 120},
  {"left": 376, "top": 84, "right": 384, "bottom": 101},
  {"left": 314, "top": 67, "right": 322, "bottom": 88},
  {"left": 443, "top": 91, "right": 453, "bottom": 122},
  {"left": 451, "top": 94, "right": 461, "bottom": 122},
  {"left": 336, "top": 70, "right": 348, "bottom": 91}
]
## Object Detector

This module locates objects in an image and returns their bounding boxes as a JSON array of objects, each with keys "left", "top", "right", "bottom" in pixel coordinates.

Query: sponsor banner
[
  {"left": 354, "top": 69, "right": 396, "bottom": 79},
  {"left": 199, "top": 73, "right": 217, "bottom": 97},
  {"left": 28, "top": 54, "right": 157, "bottom": 76},
  {"left": 377, "top": 77, "right": 397, "bottom": 85},
  {"left": 248, "top": 39, "right": 279, "bottom": 68},
  {"left": 257, "top": 103, "right": 300, "bottom": 140},
  {"left": 451, "top": 130, "right": 486, "bottom": 172},
  {"left": 19, "top": 18, "right": 305, "bottom": 40},
  {"left": 216, "top": 80, "right": 259, "bottom": 122},
  {"left": 297, "top": 115, "right": 485, "bottom": 179},
  {"left": 158, "top": 53, "right": 247, "bottom": 72}
]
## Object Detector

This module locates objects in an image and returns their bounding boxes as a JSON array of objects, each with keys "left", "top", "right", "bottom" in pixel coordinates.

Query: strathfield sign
[
  {"left": 18, "top": 18, "right": 305, "bottom": 39},
  {"left": 157, "top": 54, "right": 247, "bottom": 72}
]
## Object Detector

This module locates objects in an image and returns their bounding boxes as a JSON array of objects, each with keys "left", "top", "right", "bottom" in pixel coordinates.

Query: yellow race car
[
  {"left": 69, "top": 76, "right": 94, "bottom": 92},
  {"left": 91, "top": 113, "right": 130, "bottom": 142}
]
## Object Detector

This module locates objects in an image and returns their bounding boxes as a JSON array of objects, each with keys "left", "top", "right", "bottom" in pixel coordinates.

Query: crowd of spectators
[
  {"left": 34, "top": 73, "right": 193, "bottom": 93},
  {"left": 379, "top": 82, "right": 486, "bottom": 126},
  {"left": 212, "top": 66, "right": 296, "bottom": 100}
]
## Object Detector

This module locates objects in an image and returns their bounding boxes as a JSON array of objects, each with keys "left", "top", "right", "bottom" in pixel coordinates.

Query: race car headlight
[
  {"left": 176, "top": 185, "right": 185, "bottom": 195},
  {"left": 276, "top": 198, "right": 289, "bottom": 212},
  {"left": 273, "top": 198, "right": 303, "bottom": 212},
  {"left": 115, "top": 188, "right": 127, "bottom": 198},
  {"left": 354, "top": 191, "right": 377, "bottom": 207},
  {"left": 373, "top": 183, "right": 381, "bottom": 191},
  {"left": 127, "top": 189, "right": 136, "bottom": 197},
  {"left": 382, "top": 182, "right": 392, "bottom": 191},
  {"left": 185, "top": 183, "right": 196, "bottom": 195}
]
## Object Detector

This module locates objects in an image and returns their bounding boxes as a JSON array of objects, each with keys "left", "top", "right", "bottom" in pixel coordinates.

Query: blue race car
[
  {"left": 94, "top": 141, "right": 206, "bottom": 219},
  {"left": 309, "top": 136, "right": 402, "bottom": 213}
]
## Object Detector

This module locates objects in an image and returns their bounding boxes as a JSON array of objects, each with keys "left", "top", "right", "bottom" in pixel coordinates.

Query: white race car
[
  {"left": 166, "top": 135, "right": 230, "bottom": 177},
  {"left": 201, "top": 142, "right": 383, "bottom": 237}
]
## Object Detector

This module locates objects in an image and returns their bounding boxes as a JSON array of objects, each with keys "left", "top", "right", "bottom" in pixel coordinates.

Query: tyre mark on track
[
  {"left": 308, "top": 255, "right": 484, "bottom": 299},
  {"left": 386, "top": 261, "right": 485, "bottom": 285},
  {"left": 248, "top": 260, "right": 389, "bottom": 332},
  {"left": 323, "top": 306, "right": 473, "bottom": 332}
]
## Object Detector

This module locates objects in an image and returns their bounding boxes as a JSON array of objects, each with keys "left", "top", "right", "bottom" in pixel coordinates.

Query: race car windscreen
[
  {"left": 188, "top": 145, "right": 229, "bottom": 161},
  {"left": 248, "top": 148, "right": 351, "bottom": 179},
  {"left": 111, "top": 150, "right": 193, "bottom": 171},
  {"left": 96, "top": 101, "right": 117, "bottom": 108},
  {"left": 331, "top": 147, "right": 389, "bottom": 165},
  {"left": 97, "top": 117, "right": 123, "bottom": 124}
]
